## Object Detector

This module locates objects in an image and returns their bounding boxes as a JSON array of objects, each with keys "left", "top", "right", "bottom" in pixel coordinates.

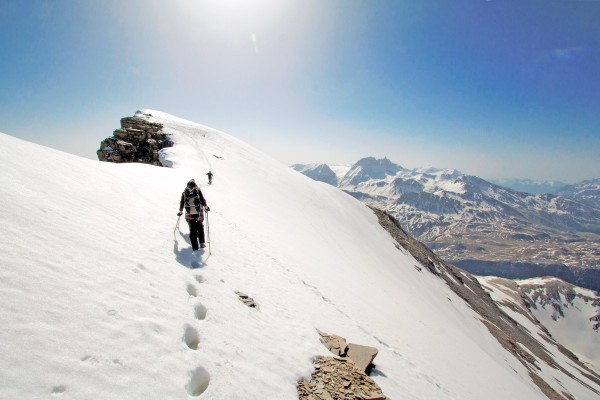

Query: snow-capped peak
[{"left": 339, "top": 157, "right": 403, "bottom": 187}]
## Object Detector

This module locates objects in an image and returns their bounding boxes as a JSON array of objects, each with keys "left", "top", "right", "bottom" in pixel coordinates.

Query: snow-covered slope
[
  {"left": 1, "top": 110, "right": 598, "bottom": 399},
  {"left": 478, "top": 276, "right": 600, "bottom": 373}
]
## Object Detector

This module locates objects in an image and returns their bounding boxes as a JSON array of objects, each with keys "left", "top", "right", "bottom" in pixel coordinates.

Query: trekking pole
[
  {"left": 174, "top": 215, "right": 181, "bottom": 240},
  {"left": 205, "top": 209, "right": 211, "bottom": 255}
]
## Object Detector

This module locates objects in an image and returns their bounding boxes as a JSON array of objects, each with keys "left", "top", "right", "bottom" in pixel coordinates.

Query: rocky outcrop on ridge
[{"left": 97, "top": 115, "right": 173, "bottom": 166}]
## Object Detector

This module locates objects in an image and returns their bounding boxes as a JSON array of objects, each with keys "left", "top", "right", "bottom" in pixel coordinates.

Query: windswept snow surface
[{"left": 0, "top": 110, "right": 588, "bottom": 399}]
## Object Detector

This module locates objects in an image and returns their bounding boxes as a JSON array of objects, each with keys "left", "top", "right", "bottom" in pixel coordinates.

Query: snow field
[
  {"left": 1, "top": 109, "right": 592, "bottom": 399},
  {"left": 151, "top": 110, "right": 547, "bottom": 398}
]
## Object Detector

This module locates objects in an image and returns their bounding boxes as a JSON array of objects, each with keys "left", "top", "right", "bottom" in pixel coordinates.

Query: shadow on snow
[{"left": 173, "top": 227, "right": 209, "bottom": 269}]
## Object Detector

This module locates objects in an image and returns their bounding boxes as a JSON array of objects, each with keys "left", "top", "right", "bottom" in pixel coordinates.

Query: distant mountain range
[
  {"left": 291, "top": 158, "right": 600, "bottom": 290},
  {"left": 555, "top": 179, "right": 600, "bottom": 208},
  {"left": 487, "top": 178, "right": 567, "bottom": 195},
  {"left": 487, "top": 178, "right": 600, "bottom": 206}
]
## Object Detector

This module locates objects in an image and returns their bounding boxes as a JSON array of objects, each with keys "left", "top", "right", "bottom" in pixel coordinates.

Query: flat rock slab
[
  {"left": 317, "top": 330, "right": 378, "bottom": 372},
  {"left": 346, "top": 343, "right": 379, "bottom": 373}
]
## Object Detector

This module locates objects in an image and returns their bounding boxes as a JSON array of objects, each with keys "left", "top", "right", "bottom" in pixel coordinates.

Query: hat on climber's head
[{"left": 187, "top": 179, "right": 196, "bottom": 188}]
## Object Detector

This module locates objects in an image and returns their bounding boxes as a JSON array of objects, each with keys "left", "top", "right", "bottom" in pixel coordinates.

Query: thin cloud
[{"left": 552, "top": 46, "right": 585, "bottom": 61}]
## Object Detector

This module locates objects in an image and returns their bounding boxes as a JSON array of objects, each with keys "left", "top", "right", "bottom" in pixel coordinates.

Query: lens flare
[{"left": 251, "top": 33, "right": 259, "bottom": 53}]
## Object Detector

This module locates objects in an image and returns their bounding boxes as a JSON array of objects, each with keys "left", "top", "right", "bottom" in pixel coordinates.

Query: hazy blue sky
[{"left": 1, "top": 0, "right": 599, "bottom": 182}]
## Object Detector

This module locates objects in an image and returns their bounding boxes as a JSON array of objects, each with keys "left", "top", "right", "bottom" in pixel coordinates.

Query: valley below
[{"left": 425, "top": 223, "right": 600, "bottom": 291}]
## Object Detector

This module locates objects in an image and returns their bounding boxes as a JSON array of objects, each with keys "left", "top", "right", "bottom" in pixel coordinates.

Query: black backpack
[{"left": 184, "top": 188, "right": 202, "bottom": 214}]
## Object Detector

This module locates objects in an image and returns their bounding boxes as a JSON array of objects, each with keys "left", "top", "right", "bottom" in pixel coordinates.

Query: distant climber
[
  {"left": 207, "top": 171, "right": 213, "bottom": 185},
  {"left": 178, "top": 179, "right": 210, "bottom": 251}
]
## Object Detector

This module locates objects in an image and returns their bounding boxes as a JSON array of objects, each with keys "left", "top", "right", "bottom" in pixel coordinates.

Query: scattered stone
[
  {"left": 301, "top": 330, "right": 389, "bottom": 398},
  {"left": 297, "top": 357, "right": 389, "bottom": 400},
  {"left": 97, "top": 115, "right": 172, "bottom": 166},
  {"left": 235, "top": 291, "right": 257, "bottom": 308}
]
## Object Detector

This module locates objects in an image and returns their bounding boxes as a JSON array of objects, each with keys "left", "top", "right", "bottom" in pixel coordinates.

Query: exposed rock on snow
[
  {"left": 235, "top": 291, "right": 257, "bottom": 308},
  {"left": 97, "top": 115, "right": 172, "bottom": 165},
  {"left": 317, "top": 330, "right": 348, "bottom": 357},
  {"left": 346, "top": 344, "right": 379, "bottom": 373},
  {"left": 316, "top": 330, "right": 379, "bottom": 373},
  {"left": 297, "top": 357, "right": 388, "bottom": 400},
  {"left": 299, "top": 330, "right": 385, "bottom": 398}
]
